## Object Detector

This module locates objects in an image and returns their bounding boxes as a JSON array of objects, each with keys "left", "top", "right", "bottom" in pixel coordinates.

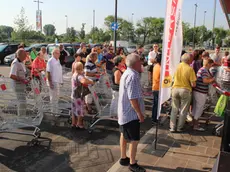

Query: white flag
[{"left": 157, "top": 0, "right": 183, "bottom": 118}]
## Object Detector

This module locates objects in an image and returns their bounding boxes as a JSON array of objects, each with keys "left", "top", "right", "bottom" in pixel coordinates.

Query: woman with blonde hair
[{"left": 71, "top": 62, "right": 94, "bottom": 129}]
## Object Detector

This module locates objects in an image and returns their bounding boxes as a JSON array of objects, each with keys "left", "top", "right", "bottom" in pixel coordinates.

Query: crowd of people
[{"left": 6, "top": 42, "right": 230, "bottom": 172}]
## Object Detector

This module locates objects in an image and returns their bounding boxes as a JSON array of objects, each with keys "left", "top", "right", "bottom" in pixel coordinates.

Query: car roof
[{"left": 47, "top": 43, "right": 73, "bottom": 46}]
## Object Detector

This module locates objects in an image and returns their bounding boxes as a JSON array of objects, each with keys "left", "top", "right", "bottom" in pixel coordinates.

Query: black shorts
[{"left": 120, "top": 120, "right": 140, "bottom": 141}]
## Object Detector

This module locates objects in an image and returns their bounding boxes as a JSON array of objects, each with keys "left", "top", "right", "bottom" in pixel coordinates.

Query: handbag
[{"left": 73, "top": 74, "right": 91, "bottom": 99}]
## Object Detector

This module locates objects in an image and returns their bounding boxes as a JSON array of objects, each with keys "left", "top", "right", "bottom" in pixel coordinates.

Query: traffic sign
[{"left": 111, "top": 22, "right": 118, "bottom": 31}]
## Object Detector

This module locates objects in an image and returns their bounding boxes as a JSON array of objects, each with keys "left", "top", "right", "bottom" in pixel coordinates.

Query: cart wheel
[
  {"left": 88, "top": 129, "right": 93, "bottom": 134},
  {"left": 212, "top": 128, "right": 216, "bottom": 135},
  {"left": 36, "top": 132, "right": 41, "bottom": 138},
  {"left": 67, "top": 117, "right": 72, "bottom": 125}
]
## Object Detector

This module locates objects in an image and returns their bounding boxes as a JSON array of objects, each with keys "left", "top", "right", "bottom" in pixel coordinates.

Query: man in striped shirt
[
  {"left": 118, "top": 53, "right": 146, "bottom": 172},
  {"left": 192, "top": 59, "right": 215, "bottom": 131}
]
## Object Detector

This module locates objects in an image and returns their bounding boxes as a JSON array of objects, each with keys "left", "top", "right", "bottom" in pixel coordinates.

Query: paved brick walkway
[{"left": 109, "top": 118, "right": 221, "bottom": 172}]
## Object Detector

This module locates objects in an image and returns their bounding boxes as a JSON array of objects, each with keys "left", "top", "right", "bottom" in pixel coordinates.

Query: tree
[
  {"left": 43, "top": 24, "right": 56, "bottom": 36},
  {"left": 136, "top": 17, "right": 164, "bottom": 45},
  {"left": 79, "top": 23, "right": 86, "bottom": 41},
  {"left": 12, "top": 7, "right": 32, "bottom": 43},
  {"left": 213, "top": 27, "right": 227, "bottom": 46},
  {"left": 64, "top": 27, "right": 77, "bottom": 42},
  {"left": 0, "top": 26, "right": 14, "bottom": 42}
]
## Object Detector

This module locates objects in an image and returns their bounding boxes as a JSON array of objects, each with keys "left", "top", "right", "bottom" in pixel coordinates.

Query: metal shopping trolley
[
  {"left": 0, "top": 76, "right": 44, "bottom": 144},
  {"left": 211, "top": 83, "right": 230, "bottom": 136},
  {"left": 86, "top": 74, "right": 115, "bottom": 133}
]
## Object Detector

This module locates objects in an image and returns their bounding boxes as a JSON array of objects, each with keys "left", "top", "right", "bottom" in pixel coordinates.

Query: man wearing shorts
[{"left": 118, "top": 53, "right": 146, "bottom": 172}]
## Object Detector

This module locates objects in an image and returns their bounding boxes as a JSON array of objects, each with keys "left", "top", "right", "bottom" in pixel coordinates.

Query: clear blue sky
[{"left": 0, "top": 0, "right": 228, "bottom": 34}]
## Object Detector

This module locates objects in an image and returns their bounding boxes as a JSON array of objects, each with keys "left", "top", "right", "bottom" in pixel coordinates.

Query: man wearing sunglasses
[{"left": 104, "top": 47, "right": 115, "bottom": 82}]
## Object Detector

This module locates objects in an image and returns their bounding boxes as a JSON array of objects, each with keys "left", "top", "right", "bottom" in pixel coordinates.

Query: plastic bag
[{"left": 214, "top": 95, "right": 228, "bottom": 117}]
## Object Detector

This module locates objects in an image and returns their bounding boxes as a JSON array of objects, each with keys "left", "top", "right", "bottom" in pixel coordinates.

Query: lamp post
[
  {"left": 192, "top": 3, "right": 198, "bottom": 49},
  {"left": 34, "top": 0, "right": 43, "bottom": 33},
  {"left": 93, "top": 10, "right": 95, "bottom": 42},
  {"left": 131, "top": 13, "right": 134, "bottom": 24},
  {"left": 212, "top": 0, "right": 217, "bottom": 49},
  {"left": 203, "top": 11, "right": 207, "bottom": 26},
  {"left": 114, "top": 0, "right": 117, "bottom": 54},
  {"left": 65, "top": 15, "right": 68, "bottom": 33}
]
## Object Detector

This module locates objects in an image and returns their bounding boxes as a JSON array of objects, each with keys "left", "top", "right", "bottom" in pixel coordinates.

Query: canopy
[{"left": 220, "top": 0, "right": 230, "bottom": 27}]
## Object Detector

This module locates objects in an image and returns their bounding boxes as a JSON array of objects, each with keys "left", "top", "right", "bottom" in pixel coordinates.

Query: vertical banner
[
  {"left": 36, "top": 10, "right": 42, "bottom": 32},
  {"left": 157, "top": 0, "right": 183, "bottom": 118}
]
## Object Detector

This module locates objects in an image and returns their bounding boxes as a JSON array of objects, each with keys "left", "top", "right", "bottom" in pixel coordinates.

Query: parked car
[
  {"left": 47, "top": 43, "right": 76, "bottom": 68},
  {"left": 0, "top": 43, "right": 19, "bottom": 64},
  {"left": 4, "top": 43, "right": 48, "bottom": 66},
  {"left": 127, "top": 45, "right": 136, "bottom": 53}
]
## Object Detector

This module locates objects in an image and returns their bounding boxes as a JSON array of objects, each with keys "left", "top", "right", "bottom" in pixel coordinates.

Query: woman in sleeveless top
[{"left": 110, "top": 56, "right": 125, "bottom": 117}]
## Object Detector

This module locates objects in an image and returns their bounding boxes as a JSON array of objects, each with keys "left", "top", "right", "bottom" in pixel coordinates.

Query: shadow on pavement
[{"left": 0, "top": 137, "right": 75, "bottom": 172}]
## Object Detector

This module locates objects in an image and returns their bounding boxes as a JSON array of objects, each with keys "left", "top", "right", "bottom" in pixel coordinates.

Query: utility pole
[
  {"left": 212, "top": 0, "right": 217, "bottom": 49},
  {"left": 203, "top": 11, "right": 207, "bottom": 26},
  {"left": 34, "top": 0, "right": 43, "bottom": 41},
  {"left": 93, "top": 10, "right": 95, "bottom": 43},
  {"left": 65, "top": 15, "right": 68, "bottom": 33},
  {"left": 192, "top": 3, "right": 198, "bottom": 49},
  {"left": 114, "top": 0, "right": 117, "bottom": 54}
]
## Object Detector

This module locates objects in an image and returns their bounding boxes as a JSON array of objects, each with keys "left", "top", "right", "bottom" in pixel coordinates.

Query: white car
[{"left": 127, "top": 45, "right": 136, "bottom": 53}]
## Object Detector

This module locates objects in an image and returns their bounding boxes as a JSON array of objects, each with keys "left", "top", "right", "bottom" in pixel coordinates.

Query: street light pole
[
  {"left": 65, "top": 15, "right": 68, "bottom": 33},
  {"left": 192, "top": 3, "right": 198, "bottom": 49},
  {"left": 131, "top": 13, "right": 134, "bottom": 24},
  {"left": 212, "top": 0, "right": 217, "bottom": 48},
  {"left": 114, "top": 0, "right": 117, "bottom": 54},
  {"left": 93, "top": 10, "right": 95, "bottom": 43},
  {"left": 203, "top": 11, "right": 207, "bottom": 26}
]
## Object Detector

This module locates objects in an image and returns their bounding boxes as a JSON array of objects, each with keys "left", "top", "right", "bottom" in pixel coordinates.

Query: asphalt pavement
[{"left": 0, "top": 65, "right": 153, "bottom": 172}]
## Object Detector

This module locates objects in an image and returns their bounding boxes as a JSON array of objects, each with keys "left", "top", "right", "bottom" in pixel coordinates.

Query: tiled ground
[{"left": 110, "top": 119, "right": 222, "bottom": 172}]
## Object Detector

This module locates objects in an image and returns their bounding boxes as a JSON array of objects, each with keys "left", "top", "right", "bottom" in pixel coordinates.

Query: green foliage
[
  {"left": 0, "top": 26, "right": 14, "bottom": 42},
  {"left": 64, "top": 27, "right": 77, "bottom": 43},
  {"left": 79, "top": 23, "right": 86, "bottom": 41},
  {"left": 43, "top": 24, "right": 56, "bottom": 36},
  {"left": 136, "top": 17, "right": 164, "bottom": 45},
  {"left": 13, "top": 7, "right": 32, "bottom": 43}
]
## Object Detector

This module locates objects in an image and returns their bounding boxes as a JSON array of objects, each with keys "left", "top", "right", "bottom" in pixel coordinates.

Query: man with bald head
[
  {"left": 10, "top": 48, "right": 28, "bottom": 116},
  {"left": 47, "top": 48, "right": 63, "bottom": 114}
]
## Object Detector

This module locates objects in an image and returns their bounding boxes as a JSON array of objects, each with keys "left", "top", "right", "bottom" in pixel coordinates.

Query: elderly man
[
  {"left": 118, "top": 53, "right": 146, "bottom": 172},
  {"left": 170, "top": 53, "right": 197, "bottom": 132},
  {"left": 10, "top": 49, "right": 28, "bottom": 116},
  {"left": 84, "top": 52, "right": 101, "bottom": 114},
  {"left": 47, "top": 48, "right": 63, "bottom": 114}
]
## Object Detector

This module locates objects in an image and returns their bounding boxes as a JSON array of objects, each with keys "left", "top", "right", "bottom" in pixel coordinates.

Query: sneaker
[
  {"left": 129, "top": 163, "right": 146, "bottom": 172},
  {"left": 169, "top": 128, "right": 176, "bottom": 133},
  {"left": 119, "top": 157, "right": 130, "bottom": 166}
]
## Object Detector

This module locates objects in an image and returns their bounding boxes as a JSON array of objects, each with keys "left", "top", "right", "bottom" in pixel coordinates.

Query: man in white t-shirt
[
  {"left": 47, "top": 48, "right": 63, "bottom": 114},
  {"left": 147, "top": 44, "right": 159, "bottom": 85},
  {"left": 9, "top": 48, "right": 28, "bottom": 116},
  {"left": 210, "top": 46, "right": 221, "bottom": 77}
]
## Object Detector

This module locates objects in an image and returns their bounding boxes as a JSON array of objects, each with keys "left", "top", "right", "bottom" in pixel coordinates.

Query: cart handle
[{"left": 213, "top": 83, "right": 230, "bottom": 96}]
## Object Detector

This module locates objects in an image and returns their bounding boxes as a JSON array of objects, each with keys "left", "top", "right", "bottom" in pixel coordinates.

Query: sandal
[{"left": 76, "top": 125, "right": 85, "bottom": 129}]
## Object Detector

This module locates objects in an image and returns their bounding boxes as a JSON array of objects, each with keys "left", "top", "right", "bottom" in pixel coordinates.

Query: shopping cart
[
  {"left": 86, "top": 74, "right": 115, "bottom": 133},
  {"left": 0, "top": 76, "right": 43, "bottom": 143},
  {"left": 211, "top": 83, "right": 230, "bottom": 136}
]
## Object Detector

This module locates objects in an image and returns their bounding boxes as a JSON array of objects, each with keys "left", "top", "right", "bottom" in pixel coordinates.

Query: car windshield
[
  {"left": 128, "top": 46, "right": 136, "bottom": 49},
  {"left": 0, "top": 44, "right": 7, "bottom": 52}
]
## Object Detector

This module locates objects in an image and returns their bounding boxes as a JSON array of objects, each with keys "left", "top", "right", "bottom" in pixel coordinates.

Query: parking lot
[{"left": 0, "top": 65, "right": 153, "bottom": 172}]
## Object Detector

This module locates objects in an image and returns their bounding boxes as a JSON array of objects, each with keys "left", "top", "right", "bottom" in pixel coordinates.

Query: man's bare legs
[
  {"left": 120, "top": 133, "right": 127, "bottom": 159},
  {"left": 129, "top": 141, "right": 138, "bottom": 164}
]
